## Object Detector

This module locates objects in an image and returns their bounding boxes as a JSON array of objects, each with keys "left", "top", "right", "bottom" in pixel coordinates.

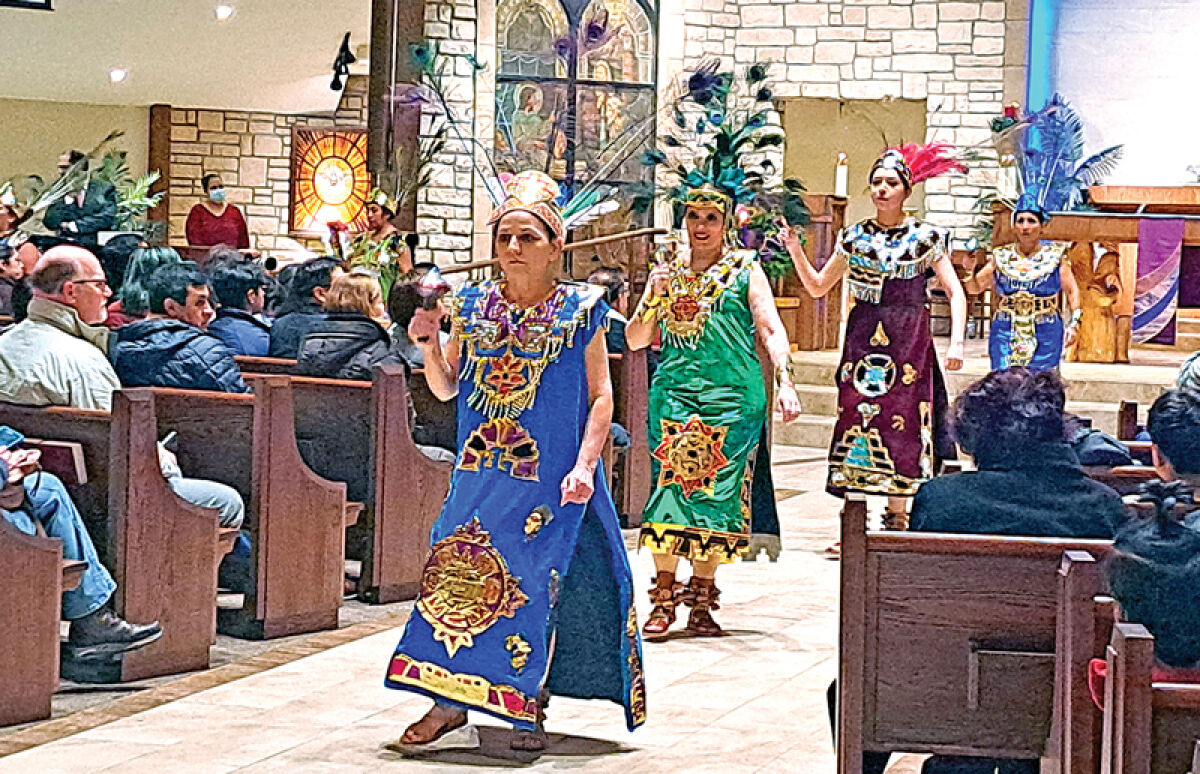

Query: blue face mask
[{"left": 209, "top": 188, "right": 227, "bottom": 204}]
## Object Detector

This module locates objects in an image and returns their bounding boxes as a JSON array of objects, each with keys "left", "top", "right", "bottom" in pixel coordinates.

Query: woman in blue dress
[
  {"left": 965, "top": 194, "right": 1081, "bottom": 371},
  {"left": 383, "top": 171, "right": 646, "bottom": 752}
]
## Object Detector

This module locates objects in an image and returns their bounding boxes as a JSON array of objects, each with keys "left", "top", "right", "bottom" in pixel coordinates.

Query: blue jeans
[
  {"left": 167, "top": 476, "right": 245, "bottom": 528},
  {"left": 3, "top": 473, "right": 116, "bottom": 620}
]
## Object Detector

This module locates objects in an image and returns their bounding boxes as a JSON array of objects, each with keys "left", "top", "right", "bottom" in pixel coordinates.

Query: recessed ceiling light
[
  {"left": 214, "top": 4, "right": 235, "bottom": 21},
  {"left": 109, "top": 68, "right": 128, "bottom": 84}
]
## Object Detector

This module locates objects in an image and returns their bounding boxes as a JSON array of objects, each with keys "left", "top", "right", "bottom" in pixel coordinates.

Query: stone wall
[
  {"left": 164, "top": 76, "right": 369, "bottom": 252},
  {"left": 663, "top": 0, "right": 1029, "bottom": 241}
]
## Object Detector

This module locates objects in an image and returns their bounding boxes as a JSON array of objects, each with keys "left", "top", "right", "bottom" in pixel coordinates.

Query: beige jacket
[{"left": 0, "top": 298, "right": 120, "bottom": 411}]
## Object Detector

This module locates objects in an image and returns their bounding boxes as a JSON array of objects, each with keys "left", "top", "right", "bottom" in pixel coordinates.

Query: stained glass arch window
[
  {"left": 495, "top": 0, "right": 656, "bottom": 213},
  {"left": 290, "top": 128, "right": 371, "bottom": 234}
]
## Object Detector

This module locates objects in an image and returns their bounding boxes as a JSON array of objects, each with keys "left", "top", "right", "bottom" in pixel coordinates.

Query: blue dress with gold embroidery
[{"left": 384, "top": 279, "right": 646, "bottom": 732}]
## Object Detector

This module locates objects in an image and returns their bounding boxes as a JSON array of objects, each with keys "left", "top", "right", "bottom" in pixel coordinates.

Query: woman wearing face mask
[
  {"left": 185, "top": 174, "right": 250, "bottom": 249},
  {"left": 784, "top": 144, "right": 967, "bottom": 534},
  {"left": 383, "top": 171, "right": 645, "bottom": 753},
  {"left": 963, "top": 194, "right": 1080, "bottom": 372},
  {"left": 0, "top": 189, "right": 40, "bottom": 276}
]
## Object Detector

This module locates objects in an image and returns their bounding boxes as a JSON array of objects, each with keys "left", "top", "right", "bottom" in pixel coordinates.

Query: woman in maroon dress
[
  {"left": 784, "top": 144, "right": 967, "bottom": 533},
  {"left": 185, "top": 174, "right": 250, "bottom": 249}
]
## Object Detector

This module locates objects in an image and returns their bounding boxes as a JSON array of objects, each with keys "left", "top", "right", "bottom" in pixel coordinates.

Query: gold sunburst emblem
[
  {"left": 416, "top": 518, "right": 529, "bottom": 657},
  {"left": 652, "top": 416, "right": 730, "bottom": 498}
]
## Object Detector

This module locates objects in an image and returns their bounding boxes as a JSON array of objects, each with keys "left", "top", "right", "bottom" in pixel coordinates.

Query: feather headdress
[
  {"left": 632, "top": 59, "right": 811, "bottom": 277},
  {"left": 1017, "top": 94, "right": 1123, "bottom": 216},
  {"left": 870, "top": 142, "right": 967, "bottom": 189}
]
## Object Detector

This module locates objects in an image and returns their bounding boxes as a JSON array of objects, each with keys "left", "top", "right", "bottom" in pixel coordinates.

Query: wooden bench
[
  {"left": 1083, "top": 464, "right": 1158, "bottom": 496},
  {"left": 0, "top": 394, "right": 224, "bottom": 682},
  {"left": 836, "top": 494, "right": 1112, "bottom": 772},
  {"left": 1101, "top": 623, "right": 1200, "bottom": 773},
  {"left": 148, "top": 375, "right": 347, "bottom": 639}
]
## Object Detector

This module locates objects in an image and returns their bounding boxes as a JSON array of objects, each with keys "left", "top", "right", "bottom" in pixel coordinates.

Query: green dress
[{"left": 639, "top": 250, "right": 766, "bottom": 563}]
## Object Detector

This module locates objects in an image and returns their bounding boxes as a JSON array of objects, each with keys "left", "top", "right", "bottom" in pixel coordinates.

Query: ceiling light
[
  {"left": 109, "top": 68, "right": 128, "bottom": 84},
  {"left": 214, "top": 4, "right": 235, "bottom": 22}
]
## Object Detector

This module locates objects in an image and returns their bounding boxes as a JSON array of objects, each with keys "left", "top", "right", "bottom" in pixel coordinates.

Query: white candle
[{"left": 834, "top": 152, "right": 849, "bottom": 197}]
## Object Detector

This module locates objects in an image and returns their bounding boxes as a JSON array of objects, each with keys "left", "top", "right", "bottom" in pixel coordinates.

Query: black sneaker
[{"left": 67, "top": 610, "right": 163, "bottom": 659}]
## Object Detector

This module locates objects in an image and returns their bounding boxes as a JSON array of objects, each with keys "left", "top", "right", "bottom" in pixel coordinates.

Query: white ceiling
[{"left": 0, "top": 0, "right": 372, "bottom": 113}]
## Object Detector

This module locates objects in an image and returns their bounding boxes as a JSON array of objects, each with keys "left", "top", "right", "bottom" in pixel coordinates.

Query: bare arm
[
  {"left": 625, "top": 260, "right": 670, "bottom": 351},
  {"left": 781, "top": 225, "right": 848, "bottom": 299},
  {"left": 408, "top": 306, "right": 460, "bottom": 401},
  {"left": 747, "top": 263, "right": 801, "bottom": 421},
  {"left": 1060, "top": 252, "right": 1082, "bottom": 347},
  {"left": 560, "top": 332, "right": 613, "bottom": 505},
  {"left": 962, "top": 258, "right": 994, "bottom": 295},
  {"left": 931, "top": 253, "right": 967, "bottom": 370}
]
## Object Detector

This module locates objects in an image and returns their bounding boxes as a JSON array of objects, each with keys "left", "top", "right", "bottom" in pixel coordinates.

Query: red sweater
[{"left": 185, "top": 203, "right": 250, "bottom": 249}]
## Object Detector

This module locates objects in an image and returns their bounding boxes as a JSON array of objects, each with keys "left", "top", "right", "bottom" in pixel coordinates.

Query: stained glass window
[
  {"left": 495, "top": 0, "right": 656, "bottom": 220},
  {"left": 290, "top": 128, "right": 371, "bottom": 234}
]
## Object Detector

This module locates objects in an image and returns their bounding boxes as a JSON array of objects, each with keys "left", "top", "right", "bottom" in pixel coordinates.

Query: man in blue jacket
[
  {"left": 112, "top": 264, "right": 249, "bottom": 393},
  {"left": 207, "top": 259, "right": 271, "bottom": 356}
]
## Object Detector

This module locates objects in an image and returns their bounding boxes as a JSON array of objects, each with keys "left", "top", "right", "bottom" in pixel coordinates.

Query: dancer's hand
[
  {"left": 945, "top": 340, "right": 965, "bottom": 371},
  {"left": 1064, "top": 325, "right": 1079, "bottom": 349},
  {"left": 777, "top": 383, "right": 802, "bottom": 422},
  {"left": 646, "top": 261, "right": 669, "bottom": 298},
  {"left": 779, "top": 225, "right": 804, "bottom": 258},
  {"left": 560, "top": 463, "right": 595, "bottom": 506},
  {"left": 408, "top": 304, "right": 444, "bottom": 349}
]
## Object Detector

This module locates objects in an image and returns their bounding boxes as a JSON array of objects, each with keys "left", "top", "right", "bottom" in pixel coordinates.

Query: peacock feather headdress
[{"left": 632, "top": 60, "right": 811, "bottom": 277}]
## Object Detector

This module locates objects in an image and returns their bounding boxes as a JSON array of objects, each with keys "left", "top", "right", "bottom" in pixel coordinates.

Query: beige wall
[{"left": 0, "top": 98, "right": 148, "bottom": 183}]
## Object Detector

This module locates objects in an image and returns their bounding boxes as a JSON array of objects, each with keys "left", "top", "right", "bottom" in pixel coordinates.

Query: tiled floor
[{"left": 0, "top": 444, "right": 931, "bottom": 773}]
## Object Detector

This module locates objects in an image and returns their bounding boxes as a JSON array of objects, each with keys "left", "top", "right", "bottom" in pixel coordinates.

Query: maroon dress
[
  {"left": 826, "top": 218, "right": 953, "bottom": 497},
  {"left": 185, "top": 203, "right": 250, "bottom": 249}
]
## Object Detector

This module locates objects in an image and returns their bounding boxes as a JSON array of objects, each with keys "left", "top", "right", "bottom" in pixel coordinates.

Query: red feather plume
[{"left": 889, "top": 142, "right": 968, "bottom": 185}]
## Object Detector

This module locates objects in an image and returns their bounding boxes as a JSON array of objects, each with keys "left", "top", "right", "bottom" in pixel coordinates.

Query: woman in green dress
[{"left": 626, "top": 183, "right": 801, "bottom": 640}]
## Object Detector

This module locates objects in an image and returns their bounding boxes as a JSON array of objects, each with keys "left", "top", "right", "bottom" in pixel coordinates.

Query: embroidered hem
[
  {"left": 385, "top": 653, "right": 539, "bottom": 724},
  {"left": 638, "top": 522, "right": 749, "bottom": 563},
  {"left": 827, "top": 465, "right": 924, "bottom": 497}
]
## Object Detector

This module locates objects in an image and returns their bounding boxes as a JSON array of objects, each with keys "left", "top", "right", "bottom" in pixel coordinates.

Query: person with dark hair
[
  {"left": 184, "top": 173, "right": 250, "bottom": 249},
  {"left": 909, "top": 367, "right": 1122, "bottom": 537},
  {"left": 586, "top": 266, "right": 629, "bottom": 355},
  {"left": 0, "top": 193, "right": 40, "bottom": 276},
  {"left": 297, "top": 272, "right": 397, "bottom": 380},
  {"left": 386, "top": 262, "right": 447, "bottom": 366},
  {"left": 1103, "top": 390, "right": 1200, "bottom": 684},
  {"left": 346, "top": 189, "right": 413, "bottom": 276},
  {"left": 268, "top": 256, "right": 344, "bottom": 358},
  {"left": 105, "top": 246, "right": 182, "bottom": 329},
  {"left": 207, "top": 260, "right": 271, "bottom": 356},
  {"left": 97, "top": 233, "right": 142, "bottom": 295},
  {"left": 0, "top": 242, "right": 24, "bottom": 317},
  {"left": 43, "top": 151, "right": 118, "bottom": 249},
  {"left": 112, "top": 264, "right": 249, "bottom": 393}
]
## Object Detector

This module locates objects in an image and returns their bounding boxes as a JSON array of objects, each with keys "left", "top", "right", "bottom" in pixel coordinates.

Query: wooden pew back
[
  {"left": 1103, "top": 623, "right": 1200, "bottom": 774},
  {"left": 0, "top": 517, "right": 63, "bottom": 725},
  {"left": 837, "top": 494, "right": 1113, "bottom": 772}
]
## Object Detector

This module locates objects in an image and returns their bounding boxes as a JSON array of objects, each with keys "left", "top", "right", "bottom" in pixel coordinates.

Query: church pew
[
  {"left": 1101, "top": 623, "right": 1200, "bottom": 774},
  {"left": 836, "top": 494, "right": 1112, "bottom": 773},
  {"left": 0, "top": 517, "right": 67, "bottom": 725},
  {"left": 147, "top": 376, "right": 347, "bottom": 639},
  {"left": 1043, "top": 551, "right": 1115, "bottom": 774},
  {"left": 1083, "top": 465, "right": 1158, "bottom": 496},
  {"left": 0, "top": 396, "right": 224, "bottom": 682}
]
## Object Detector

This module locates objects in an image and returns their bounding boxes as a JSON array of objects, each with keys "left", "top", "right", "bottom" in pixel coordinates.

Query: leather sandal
[
  {"left": 680, "top": 577, "right": 723, "bottom": 637},
  {"left": 642, "top": 571, "right": 681, "bottom": 641},
  {"left": 882, "top": 509, "right": 909, "bottom": 531}
]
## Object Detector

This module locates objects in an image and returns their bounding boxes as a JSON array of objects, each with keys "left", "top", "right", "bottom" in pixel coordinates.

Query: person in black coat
[
  {"left": 43, "top": 151, "right": 118, "bottom": 250},
  {"left": 910, "top": 367, "right": 1123, "bottom": 538},
  {"left": 296, "top": 271, "right": 402, "bottom": 380},
  {"left": 207, "top": 259, "right": 271, "bottom": 356},
  {"left": 112, "top": 264, "right": 249, "bottom": 393},
  {"left": 269, "top": 256, "right": 344, "bottom": 358}
]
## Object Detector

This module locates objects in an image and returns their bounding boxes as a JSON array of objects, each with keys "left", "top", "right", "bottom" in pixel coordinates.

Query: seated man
[
  {"left": 207, "top": 259, "right": 271, "bottom": 356},
  {"left": 42, "top": 151, "right": 118, "bottom": 251},
  {"left": 113, "top": 264, "right": 250, "bottom": 393},
  {"left": 269, "top": 256, "right": 343, "bottom": 359},
  {"left": 1, "top": 446, "right": 160, "bottom": 657},
  {"left": 0, "top": 248, "right": 244, "bottom": 529},
  {"left": 910, "top": 367, "right": 1123, "bottom": 538}
]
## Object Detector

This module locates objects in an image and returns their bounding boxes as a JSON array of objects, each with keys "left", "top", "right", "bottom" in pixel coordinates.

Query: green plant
[{"left": 93, "top": 148, "right": 164, "bottom": 231}]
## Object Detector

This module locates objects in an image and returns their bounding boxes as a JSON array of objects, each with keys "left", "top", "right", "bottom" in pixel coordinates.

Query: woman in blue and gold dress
[
  {"left": 384, "top": 171, "right": 645, "bottom": 751},
  {"left": 965, "top": 194, "right": 1081, "bottom": 371}
]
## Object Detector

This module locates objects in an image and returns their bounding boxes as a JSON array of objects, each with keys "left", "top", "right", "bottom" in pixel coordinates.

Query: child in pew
[
  {"left": 0, "top": 446, "right": 162, "bottom": 657},
  {"left": 1095, "top": 388, "right": 1200, "bottom": 699}
]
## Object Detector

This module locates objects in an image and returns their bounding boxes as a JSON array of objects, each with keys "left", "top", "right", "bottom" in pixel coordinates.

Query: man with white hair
[{"left": 0, "top": 246, "right": 246, "bottom": 532}]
